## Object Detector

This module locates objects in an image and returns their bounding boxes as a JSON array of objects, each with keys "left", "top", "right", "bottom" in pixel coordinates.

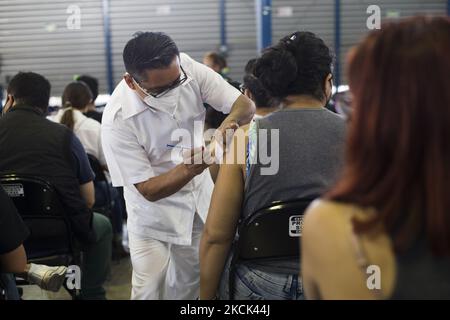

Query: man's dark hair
[
  {"left": 76, "top": 75, "right": 99, "bottom": 100},
  {"left": 123, "top": 32, "right": 179, "bottom": 81},
  {"left": 7, "top": 72, "right": 51, "bottom": 113}
]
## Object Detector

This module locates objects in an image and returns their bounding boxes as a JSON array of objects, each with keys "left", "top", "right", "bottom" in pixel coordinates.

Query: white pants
[{"left": 128, "top": 213, "right": 204, "bottom": 300}]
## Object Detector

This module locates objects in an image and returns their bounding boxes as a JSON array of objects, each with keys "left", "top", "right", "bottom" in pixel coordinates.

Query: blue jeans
[
  {"left": 219, "top": 259, "right": 304, "bottom": 300},
  {"left": 0, "top": 273, "right": 20, "bottom": 300}
]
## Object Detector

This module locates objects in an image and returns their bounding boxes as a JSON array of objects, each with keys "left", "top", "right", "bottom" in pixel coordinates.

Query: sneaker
[{"left": 27, "top": 264, "right": 68, "bottom": 292}]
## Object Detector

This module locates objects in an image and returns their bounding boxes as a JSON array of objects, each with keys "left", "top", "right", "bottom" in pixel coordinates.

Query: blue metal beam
[
  {"left": 102, "top": 0, "right": 114, "bottom": 94},
  {"left": 219, "top": 0, "right": 228, "bottom": 54},
  {"left": 256, "top": 0, "right": 272, "bottom": 53},
  {"left": 334, "top": 0, "right": 341, "bottom": 87}
]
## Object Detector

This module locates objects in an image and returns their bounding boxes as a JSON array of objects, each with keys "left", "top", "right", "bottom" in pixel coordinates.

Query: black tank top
[
  {"left": 352, "top": 230, "right": 450, "bottom": 299},
  {"left": 390, "top": 239, "right": 450, "bottom": 299}
]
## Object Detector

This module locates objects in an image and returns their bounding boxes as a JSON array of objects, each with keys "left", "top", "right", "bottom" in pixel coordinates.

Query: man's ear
[
  {"left": 2, "top": 94, "right": 15, "bottom": 114},
  {"left": 324, "top": 73, "right": 333, "bottom": 98},
  {"left": 123, "top": 73, "right": 136, "bottom": 91},
  {"left": 326, "top": 73, "right": 333, "bottom": 87}
]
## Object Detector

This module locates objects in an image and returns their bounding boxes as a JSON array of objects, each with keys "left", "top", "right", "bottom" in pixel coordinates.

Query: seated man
[
  {"left": 0, "top": 187, "right": 67, "bottom": 299},
  {"left": 0, "top": 72, "right": 112, "bottom": 300}
]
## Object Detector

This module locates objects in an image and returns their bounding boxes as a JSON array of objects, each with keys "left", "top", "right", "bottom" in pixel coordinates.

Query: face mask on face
[{"left": 143, "top": 86, "right": 181, "bottom": 114}]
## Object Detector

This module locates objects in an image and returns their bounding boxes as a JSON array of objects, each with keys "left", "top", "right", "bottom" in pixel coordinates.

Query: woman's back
[
  {"left": 303, "top": 200, "right": 450, "bottom": 299},
  {"left": 242, "top": 107, "right": 346, "bottom": 274},
  {"left": 301, "top": 16, "right": 450, "bottom": 300},
  {"left": 243, "top": 108, "right": 346, "bottom": 216}
]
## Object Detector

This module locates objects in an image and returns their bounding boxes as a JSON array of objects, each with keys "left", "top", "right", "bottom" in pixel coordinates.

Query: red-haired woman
[{"left": 301, "top": 16, "right": 450, "bottom": 299}]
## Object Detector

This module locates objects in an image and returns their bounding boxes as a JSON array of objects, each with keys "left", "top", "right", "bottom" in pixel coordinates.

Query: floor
[{"left": 20, "top": 256, "right": 133, "bottom": 300}]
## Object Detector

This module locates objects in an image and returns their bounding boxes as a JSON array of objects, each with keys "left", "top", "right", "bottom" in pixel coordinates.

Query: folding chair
[
  {"left": 0, "top": 174, "right": 82, "bottom": 298},
  {"left": 87, "top": 154, "right": 113, "bottom": 219},
  {"left": 228, "top": 198, "right": 316, "bottom": 299}
]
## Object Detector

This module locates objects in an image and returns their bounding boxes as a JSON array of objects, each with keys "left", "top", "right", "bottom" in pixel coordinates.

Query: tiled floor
[{"left": 20, "top": 257, "right": 133, "bottom": 300}]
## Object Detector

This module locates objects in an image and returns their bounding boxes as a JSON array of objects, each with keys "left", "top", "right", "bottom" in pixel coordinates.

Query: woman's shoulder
[
  {"left": 303, "top": 199, "right": 375, "bottom": 235},
  {"left": 306, "top": 198, "right": 365, "bottom": 219},
  {"left": 303, "top": 198, "right": 396, "bottom": 299}
]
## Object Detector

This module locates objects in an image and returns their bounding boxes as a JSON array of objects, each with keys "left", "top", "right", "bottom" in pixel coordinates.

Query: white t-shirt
[
  {"left": 49, "top": 108, "right": 106, "bottom": 166},
  {"left": 101, "top": 53, "right": 241, "bottom": 245}
]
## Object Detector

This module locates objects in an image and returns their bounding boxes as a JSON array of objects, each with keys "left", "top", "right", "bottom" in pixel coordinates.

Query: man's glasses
[{"left": 133, "top": 66, "right": 188, "bottom": 98}]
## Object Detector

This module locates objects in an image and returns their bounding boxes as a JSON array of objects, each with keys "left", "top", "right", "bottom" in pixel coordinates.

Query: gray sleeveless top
[{"left": 241, "top": 108, "right": 346, "bottom": 274}]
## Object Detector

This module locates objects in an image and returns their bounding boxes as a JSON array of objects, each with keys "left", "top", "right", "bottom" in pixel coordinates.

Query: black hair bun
[
  {"left": 254, "top": 31, "right": 333, "bottom": 101},
  {"left": 254, "top": 48, "right": 298, "bottom": 98}
]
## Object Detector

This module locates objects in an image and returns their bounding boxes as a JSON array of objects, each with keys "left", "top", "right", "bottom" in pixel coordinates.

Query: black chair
[
  {"left": 0, "top": 174, "right": 81, "bottom": 297},
  {"left": 87, "top": 154, "right": 113, "bottom": 219},
  {"left": 228, "top": 198, "right": 316, "bottom": 299},
  {"left": 87, "top": 154, "right": 107, "bottom": 183}
]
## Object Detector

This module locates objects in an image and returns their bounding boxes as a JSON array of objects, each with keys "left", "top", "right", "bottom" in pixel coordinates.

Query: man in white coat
[{"left": 101, "top": 32, "right": 255, "bottom": 299}]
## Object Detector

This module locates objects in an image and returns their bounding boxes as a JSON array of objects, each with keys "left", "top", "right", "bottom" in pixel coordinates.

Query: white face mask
[{"left": 143, "top": 85, "right": 181, "bottom": 115}]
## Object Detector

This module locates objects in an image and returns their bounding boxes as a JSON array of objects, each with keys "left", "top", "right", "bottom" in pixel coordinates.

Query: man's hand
[
  {"left": 216, "top": 119, "right": 239, "bottom": 146},
  {"left": 135, "top": 148, "right": 211, "bottom": 202},
  {"left": 211, "top": 93, "right": 254, "bottom": 156},
  {"left": 207, "top": 119, "right": 239, "bottom": 164},
  {"left": 182, "top": 147, "right": 212, "bottom": 177}
]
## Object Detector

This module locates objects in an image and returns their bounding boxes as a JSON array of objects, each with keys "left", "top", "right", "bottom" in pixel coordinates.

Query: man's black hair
[
  {"left": 76, "top": 75, "right": 99, "bottom": 100},
  {"left": 7, "top": 72, "right": 51, "bottom": 113},
  {"left": 123, "top": 32, "right": 180, "bottom": 81}
]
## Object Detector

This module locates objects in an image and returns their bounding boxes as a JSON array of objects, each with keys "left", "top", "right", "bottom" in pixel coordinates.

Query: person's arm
[
  {"left": 0, "top": 188, "right": 29, "bottom": 273},
  {"left": 97, "top": 127, "right": 109, "bottom": 172},
  {"left": 301, "top": 201, "right": 326, "bottom": 300},
  {"left": 0, "top": 245, "right": 27, "bottom": 274},
  {"left": 70, "top": 134, "right": 96, "bottom": 208},
  {"left": 200, "top": 132, "right": 246, "bottom": 299},
  {"left": 208, "top": 164, "right": 220, "bottom": 183},
  {"left": 218, "top": 94, "right": 255, "bottom": 133},
  {"left": 80, "top": 181, "right": 95, "bottom": 209},
  {"left": 186, "top": 53, "right": 255, "bottom": 135},
  {"left": 135, "top": 148, "right": 209, "bottom": 202}
]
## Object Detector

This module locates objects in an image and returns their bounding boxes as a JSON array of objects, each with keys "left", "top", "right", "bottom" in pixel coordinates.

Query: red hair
[{"left": 327, "top": 16, "right": 450, "bottom": 256}]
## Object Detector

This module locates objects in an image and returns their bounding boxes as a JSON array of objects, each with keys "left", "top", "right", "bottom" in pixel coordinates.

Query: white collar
[{"left": 118, "top": 80, "right": 150, "bottom": 120}]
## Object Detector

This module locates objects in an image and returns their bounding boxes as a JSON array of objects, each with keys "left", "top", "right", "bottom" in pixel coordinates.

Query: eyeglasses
[{"left": 133, "top": 66, "right": 188, "bottom": 98}]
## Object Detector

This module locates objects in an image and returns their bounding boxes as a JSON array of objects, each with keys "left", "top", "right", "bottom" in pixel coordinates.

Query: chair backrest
[
  {"left": 236, "top": 198, "right": 316, "bottom": 262},
  {"left": 227, "top": 197, "right": 316, "bottom": 299},
  {"left": 87, "top": 154, "right": 107, "bottom": 182},
  {"left": 0, "top": 174, "right": 74, "bottom": 262},
  {"left": 87, "top": 154, "right": 113, "bottom": 216}
]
